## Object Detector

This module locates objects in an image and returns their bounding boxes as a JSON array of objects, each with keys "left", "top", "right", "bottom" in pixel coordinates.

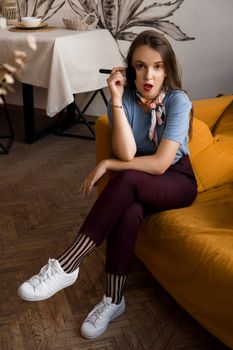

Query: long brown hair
[
  {"left": 126, "top": 30, "right": 193, "bottom": 138},
  {"left": 126, "top": 30, "right": 182, "bottom": 91}
]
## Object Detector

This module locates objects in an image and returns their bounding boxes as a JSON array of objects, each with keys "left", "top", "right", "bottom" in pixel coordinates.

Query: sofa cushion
[
  {"left": 213, "top": 99, "right": 233, "bottom": 137},
  {"left": 192, "top": 95, "right": 233, "bottom": 130},
  {"left": 135, "top": 183, "right": 233, "bottom": 348},
  {"left": 189, "top": 117, "right": 233, "bottom": 192}
]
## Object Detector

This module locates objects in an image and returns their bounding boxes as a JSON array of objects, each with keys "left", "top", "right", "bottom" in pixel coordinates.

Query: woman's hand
[
  {"left": 79, "top": 160, "right": 108, "bottom": 197},
  {"left": 107, "top": 67, "right": 126, "bottom": 101}
]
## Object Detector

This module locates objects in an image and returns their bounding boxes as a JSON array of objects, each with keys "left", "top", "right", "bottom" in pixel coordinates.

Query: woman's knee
[{"left": 109, "top": 169, "right": 141, "bottom": 187}]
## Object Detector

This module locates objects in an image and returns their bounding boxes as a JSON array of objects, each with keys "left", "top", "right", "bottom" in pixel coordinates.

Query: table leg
[
  {"left": 22, "top": 84, "right": 108, "bottom": 143},
  {"left": 22, "top": 83, "right": 35, "bottom": 144},
  {"left": 56, "top": 89, "right": 108, "bottom": 140}
]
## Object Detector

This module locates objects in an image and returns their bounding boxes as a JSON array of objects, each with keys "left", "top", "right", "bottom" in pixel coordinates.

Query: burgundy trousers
[{"left": 79, "top": 156, "right": 197, "bottom": 275}]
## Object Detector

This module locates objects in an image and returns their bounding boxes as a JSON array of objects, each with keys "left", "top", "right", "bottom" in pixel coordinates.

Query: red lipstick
[{"left": 144, "top": 84, "right": 153, "bottom": 91}]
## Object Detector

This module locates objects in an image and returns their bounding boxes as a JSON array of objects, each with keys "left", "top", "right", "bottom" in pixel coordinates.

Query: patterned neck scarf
[{"left": 136, "top": 89, "right": 166, "bottom": 145}]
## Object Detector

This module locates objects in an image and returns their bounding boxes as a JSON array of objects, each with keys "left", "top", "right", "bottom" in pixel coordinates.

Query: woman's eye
[{"left": 135, "top": 64, "right": 144, "bottom": 70}]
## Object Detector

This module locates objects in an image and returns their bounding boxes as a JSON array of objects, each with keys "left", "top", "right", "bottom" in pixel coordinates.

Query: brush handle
[{"left": 99, "top": 69, "right": 112, "bottom": 74}]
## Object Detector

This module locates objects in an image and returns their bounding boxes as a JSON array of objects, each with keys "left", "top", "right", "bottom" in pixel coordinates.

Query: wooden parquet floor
[{"left": 0, "top": 108, "right": 231, "bottom": 350}]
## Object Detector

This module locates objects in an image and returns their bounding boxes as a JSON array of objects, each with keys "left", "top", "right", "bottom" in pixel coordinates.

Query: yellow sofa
[{"left": 95, "top": 95, "right": 233, "bottom": 349}]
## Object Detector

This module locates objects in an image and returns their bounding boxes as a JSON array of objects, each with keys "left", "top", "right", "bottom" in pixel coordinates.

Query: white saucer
[{"left": 15, "top": 22, "right": 48, "bottom": 30}]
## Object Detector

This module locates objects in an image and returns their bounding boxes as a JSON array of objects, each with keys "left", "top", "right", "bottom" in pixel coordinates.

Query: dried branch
[{"left": 0, "top": 37, "right": 37, "bottom": 105}]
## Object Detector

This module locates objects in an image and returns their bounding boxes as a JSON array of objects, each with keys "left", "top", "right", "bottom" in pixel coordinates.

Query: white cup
[
  {"left": 0, "top": 17, "right": 7, "bottom": 29},
  {"left": 21, "top": 16, "right": 42, "bottom": 27}
]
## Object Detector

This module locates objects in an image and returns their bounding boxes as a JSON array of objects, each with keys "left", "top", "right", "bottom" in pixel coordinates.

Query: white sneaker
[
  {"left": 17, "top": 258, "right": 79, "bottom": 301},
  {"left": 81, "top": 295, "right": 126, "bottom": 339}
]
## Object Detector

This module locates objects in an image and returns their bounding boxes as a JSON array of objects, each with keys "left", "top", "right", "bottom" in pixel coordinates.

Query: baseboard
[{"left": 6, "top": 104, "right": 97, "bottom": 120}]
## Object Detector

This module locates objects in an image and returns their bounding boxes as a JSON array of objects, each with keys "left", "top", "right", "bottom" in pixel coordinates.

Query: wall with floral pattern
[
  {"left": 16, "top": 0, "right": 194, "bottom": 43},
  {"left": 3, "top": 0, "right": 233, "bottom": 113}
]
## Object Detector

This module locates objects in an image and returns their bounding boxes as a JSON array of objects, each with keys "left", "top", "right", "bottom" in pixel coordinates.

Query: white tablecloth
[{"left": 0, "top": 27, "right": 123, "bottom": 116}]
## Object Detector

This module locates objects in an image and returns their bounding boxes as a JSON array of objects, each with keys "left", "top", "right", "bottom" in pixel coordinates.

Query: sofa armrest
[{"left": 95, "top": 115, "right": 114, "bottom": 194}]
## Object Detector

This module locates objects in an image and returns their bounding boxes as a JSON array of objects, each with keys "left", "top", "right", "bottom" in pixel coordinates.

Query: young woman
[{"left": 18, "top": 30, "right": 197, "bottom": 339}]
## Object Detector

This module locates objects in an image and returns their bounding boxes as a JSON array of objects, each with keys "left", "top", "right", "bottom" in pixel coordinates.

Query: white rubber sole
[
  {"left": 81, "top": 302, "right": 126, "bottom": 339},
  {"left": 17, "top": 280, "right": 76, "bottom": 301}
]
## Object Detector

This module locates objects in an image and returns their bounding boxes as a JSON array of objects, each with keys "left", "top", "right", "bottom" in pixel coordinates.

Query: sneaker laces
[
  {"left": 87, "top": 296, "right": 112, "bottom": 326},
  {"left": 30, "top": 259, "right": 60, "bottom": 288}
]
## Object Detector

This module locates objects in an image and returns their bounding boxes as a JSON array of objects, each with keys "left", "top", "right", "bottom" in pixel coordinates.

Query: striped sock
[
  {"left": 58, "top": 233, "right": 96, "bottom": 273},
  {"left": 106, "top": 273, "right": 127, "bottom": 304}
]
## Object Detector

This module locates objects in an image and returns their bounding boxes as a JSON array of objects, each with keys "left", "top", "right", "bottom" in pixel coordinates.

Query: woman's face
[{"left": 132, "top": 45, "right": 166, "bottom": 99}]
